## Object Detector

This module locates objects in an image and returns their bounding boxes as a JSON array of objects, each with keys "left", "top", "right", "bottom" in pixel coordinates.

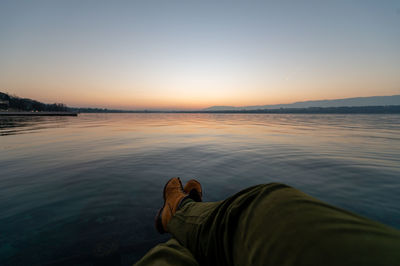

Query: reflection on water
[
  {"left": 1, "top": 114, "right": 400, "bottom": 265},
  {"left": 0, "top": 116, "right": 70, "bottom": 136}
]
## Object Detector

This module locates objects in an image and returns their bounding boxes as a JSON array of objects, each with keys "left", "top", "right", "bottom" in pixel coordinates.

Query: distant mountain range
[{"left": 204, "top": 95, "right": 400, "bottom": 111}]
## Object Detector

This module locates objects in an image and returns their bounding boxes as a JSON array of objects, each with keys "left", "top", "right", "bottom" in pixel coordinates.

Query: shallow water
[{"left": 1, "top": 113, "right": 400, "bottom": 265}]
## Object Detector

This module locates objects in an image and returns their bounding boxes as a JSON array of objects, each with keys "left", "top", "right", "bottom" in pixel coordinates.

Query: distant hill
[
  {"left": 0, "top": 91, "right": 68, "bottom": 112},
  {"left": 204, "top": 95, "right": 400, "bottom": 111}
]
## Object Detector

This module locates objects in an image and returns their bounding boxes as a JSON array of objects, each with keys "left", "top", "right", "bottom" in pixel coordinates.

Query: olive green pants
[{"left": 135, "top": 183, "right": 400, "bottom": 266}]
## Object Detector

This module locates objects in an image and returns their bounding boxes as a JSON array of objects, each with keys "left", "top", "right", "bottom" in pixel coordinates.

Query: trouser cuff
[{"left": 178, "top": 197, "right": 194, "bottom": 210}]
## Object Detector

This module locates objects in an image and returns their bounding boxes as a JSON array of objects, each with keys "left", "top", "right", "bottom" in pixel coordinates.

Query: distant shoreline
[
  {"left": 2, "top": 92, "right": 400, "bottom": 115},
  {"left": 1, "top": 106, "right": 400, "bottom": 115},
  {"left": 72, "top": 105, "right": 400, "bottom": 114},
  {"left": 0, "top": 112, "right": 78, "bottom": 116}
]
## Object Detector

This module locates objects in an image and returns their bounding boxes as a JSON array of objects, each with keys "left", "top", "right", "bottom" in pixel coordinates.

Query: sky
[{"left": 0, "top": 0, "right": 399, "bottom": 110}]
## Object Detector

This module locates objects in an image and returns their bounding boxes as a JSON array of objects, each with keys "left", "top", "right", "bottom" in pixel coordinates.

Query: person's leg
[
  {"left": 134, "top": 238, "right": 199, "bottom": 266},
  {"left": 168, "top": 183, "right": 400, "bottom": 266}
]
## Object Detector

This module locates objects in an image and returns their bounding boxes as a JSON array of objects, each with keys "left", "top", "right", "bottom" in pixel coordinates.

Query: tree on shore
[{"left": 1, "top": 91, "right": 69, "bottom": 112}]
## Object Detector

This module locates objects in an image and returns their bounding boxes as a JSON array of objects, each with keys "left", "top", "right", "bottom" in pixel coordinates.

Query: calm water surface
[{"left": 1, "top": 113, "right": 400, "bottom": 265}]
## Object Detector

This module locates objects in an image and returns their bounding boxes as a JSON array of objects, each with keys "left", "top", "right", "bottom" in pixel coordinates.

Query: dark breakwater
[{"left": 0, "top": 112, "right": 78, "bottom": 116}]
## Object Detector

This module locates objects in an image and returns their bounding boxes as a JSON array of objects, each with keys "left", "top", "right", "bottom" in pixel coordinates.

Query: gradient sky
[{"left": 1, "top": 0, "right": 399, "bottom": 110}]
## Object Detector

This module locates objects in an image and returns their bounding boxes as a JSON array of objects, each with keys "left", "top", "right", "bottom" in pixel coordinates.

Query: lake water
[{"left": 1, "top": 113, "right": 400, "bottom": 265}]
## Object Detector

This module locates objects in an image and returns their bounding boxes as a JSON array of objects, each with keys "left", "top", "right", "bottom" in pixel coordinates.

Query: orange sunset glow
[{"left": 1, "top": 1, "right": 399, "bottom": 110}]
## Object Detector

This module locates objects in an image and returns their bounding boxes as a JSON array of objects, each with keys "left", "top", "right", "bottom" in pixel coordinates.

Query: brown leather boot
[
  {"left": 155, "top": 177, "right": 189, "bottom": 234},
  {"left": 183, "top": 179, "right": 203, "bottom": 202}
]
